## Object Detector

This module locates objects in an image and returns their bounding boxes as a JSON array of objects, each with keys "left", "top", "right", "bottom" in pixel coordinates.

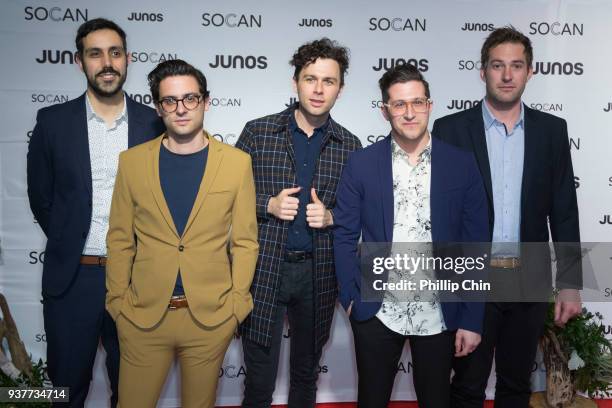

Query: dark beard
[{"left": 85, "top": 66, "right": 127, "bottom": 98}]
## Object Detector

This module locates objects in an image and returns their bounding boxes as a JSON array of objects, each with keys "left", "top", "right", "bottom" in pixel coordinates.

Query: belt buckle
[
  {"left": 98, "top": 256, "right": 105, "bottom": 267},
  {"left": 168, "top": 295, "right": 185, "bottom": 310}
]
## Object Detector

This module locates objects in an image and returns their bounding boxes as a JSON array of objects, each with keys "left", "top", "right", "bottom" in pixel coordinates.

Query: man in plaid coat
[{"left": 235, "top": 38, "right": 361, "bottom": 407}]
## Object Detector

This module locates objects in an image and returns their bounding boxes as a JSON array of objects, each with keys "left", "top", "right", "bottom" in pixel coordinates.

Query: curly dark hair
[
  {"left": 290, "top": 38, "right": 350, "bottom": 85},
  {"left": 481, "top": 25, "right": 533, "bottom": 68},
  {"left": 148, "top": 59, "right": 209, "bottom": 102}
]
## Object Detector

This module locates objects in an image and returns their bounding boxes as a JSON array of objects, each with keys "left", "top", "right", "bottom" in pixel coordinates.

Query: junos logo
[
  {"left": 570, "top": 138, "right": 580, "bottom": 151},
  {"left": 372, "top": 58, "right": 428, "bottom": 72},
  {"left": 285, "top": 97, "right": 298, "bottom": 108},
  {"left": 528, "top": 22, "right": 583, "bottom": 36},
  {"left": 127, "top": 12, "right": 164, "bottom": 22},
  {"left": 603, "top": 102, "right": 612, "bottom": 112},
  {"left": 447, "top": 99, "right": 480, "bottom": 110},
  {"left": 532, "top": 62, "right": 584, "bottom": 76},
  {"left": 368, "top": 17, "right": 426, "bottom": 32},
  {"left": 25, "top": 6, "right": 88, "bottom": 22},
  {"left": 201, "top": 13, "right": 262, "bottom": 28},
  {"left": 298, "top": 18, "right": 332, "bottom": 28},
  {"left": 128, "top": 93, "right": 154, "bottom": 106},
  {"left": 599, "top": 215, "right": 612, "bottom": 225},
  {"left": 36, "top": 50, "right": 76, "bottom": 64},
  {"left": 209, "top": 55, "right": 267, "bottom": 69},
  {"left": 212, "top": 133, "right": 238, "bottom": 145},
  {"left": 461, "top": 22, "right": 494, "bottom": 32}
]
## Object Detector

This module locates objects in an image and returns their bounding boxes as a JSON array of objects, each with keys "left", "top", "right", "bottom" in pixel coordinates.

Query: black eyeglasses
[{"left": 158, "top": 93, "right": 203, "bottom": 113}]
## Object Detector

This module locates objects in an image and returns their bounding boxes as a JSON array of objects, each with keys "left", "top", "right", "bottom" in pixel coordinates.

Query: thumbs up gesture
[
  {"left": 306, "top": 188, "right": 333, "bottom": 228},
  {"left": 267, "top": 186, "right": 301, "bottom": 221}
]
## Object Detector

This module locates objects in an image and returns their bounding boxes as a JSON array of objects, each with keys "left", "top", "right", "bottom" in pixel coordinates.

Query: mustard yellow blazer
[{"left": 106, "top": 133, "right": 258, "bottom": 329}]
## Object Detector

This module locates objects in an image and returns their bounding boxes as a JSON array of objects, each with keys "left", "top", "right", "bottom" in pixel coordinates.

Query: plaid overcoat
[{"left": 235, "top": 104, "right": 362, "bottom": 350}]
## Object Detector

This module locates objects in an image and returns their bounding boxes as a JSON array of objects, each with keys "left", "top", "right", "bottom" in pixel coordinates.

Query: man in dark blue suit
[
  {"left": 432, "top": 26, "right": 581, "bottom": 408},
  {"left": 333, "top": 64, "right": 489, "bottom": 407},
  {"left": 27, "top": 18, "right": 163, "bottom": 407}
]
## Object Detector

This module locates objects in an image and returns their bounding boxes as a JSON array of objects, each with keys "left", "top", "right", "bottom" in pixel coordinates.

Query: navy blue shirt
[
  {"left": 159, "top": 143, "right": 208, "bottom": 295},
  {"left": 285, "top": 113, "right": 326, "bottom": 251}
]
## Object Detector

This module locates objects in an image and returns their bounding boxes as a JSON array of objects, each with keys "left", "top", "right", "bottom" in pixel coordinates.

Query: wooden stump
[
  {"left": 0, "top": 293, "right": 32, "bottom": 376},
  {"left": 540, "top": 329, "right": 575, "bottom": 406},
  {"left": 530, "top": 392, "right": 597, "bottom": 408}
]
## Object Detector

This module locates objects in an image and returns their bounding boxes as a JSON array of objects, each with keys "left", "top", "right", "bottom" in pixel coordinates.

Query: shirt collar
[
  {"left": 289, "top": 109, "right": 330, "bottom": 136},
  {"left": 391, "top": 133, "right": 432, "bottom": 162},
  {"left": 482, "top": 99, "right": 524, "bottom": 132},
  {"left": 86, "top": 92, "right": 128, "bottom": 126}
]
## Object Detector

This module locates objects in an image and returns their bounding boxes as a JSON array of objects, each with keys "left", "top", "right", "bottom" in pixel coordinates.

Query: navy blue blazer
[
  {"left": 333, "top": 135, "right": 489, "bottom": 334},
  {"left": 27, "top": 93, "right": 165, "bottom": 297}
]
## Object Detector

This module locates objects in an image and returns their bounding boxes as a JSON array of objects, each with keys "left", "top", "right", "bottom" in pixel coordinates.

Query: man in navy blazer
[
  {"left": 27, "top": 18, "right": 163, "bottom": 407},
  {"left": 334, "top": 64, "right": 489, "bottom": 407},
  {"left": 432, "top": 27, "right": 581, "bottom": 408}
]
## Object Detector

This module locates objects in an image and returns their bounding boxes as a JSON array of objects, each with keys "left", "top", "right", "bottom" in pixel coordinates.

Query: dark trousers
[
  {"left": 351, "top": 316, "right": 455, "bottom": 408},
  {"left": 43, "top": 264, "right": 119, "bottom": 408},
  {"left": 451, "top": 302, "right": 549, "bottom": 408},
  {"left": 242, "top": 260, "right": 321, "bottom": 408}
]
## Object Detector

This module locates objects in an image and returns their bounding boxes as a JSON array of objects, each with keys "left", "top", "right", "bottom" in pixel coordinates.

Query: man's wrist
[{"left": 326, "top": 209, "right": 334, "bottom": 227}]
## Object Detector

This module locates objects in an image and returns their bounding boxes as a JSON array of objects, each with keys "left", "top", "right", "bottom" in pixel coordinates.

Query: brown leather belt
[
  {"left": 168, "top": 295, "right": 189, "bottom": 309},
  {"left": 80, "top": 255, "right": 107, "bottom": 266},
  {"left": 490, "top": 257, "right": 521, "bottom": 269}
]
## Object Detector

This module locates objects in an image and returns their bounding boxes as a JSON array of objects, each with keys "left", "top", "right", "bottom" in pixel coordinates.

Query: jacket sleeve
[
  {"left": 230, "top": 156, "right": 259, "bottom": 323},
  {"left": 106, "top": 153, "right": 136, "bottom": 320},
  {"left": 27, "top": 109, "right": 53, "bottom": 236},
  {"left": 235, "top": 123, "right": 272, "bottom": 220},
  {"left": 333, "top": 154, "right": 362, "bottom": 311},
  {"left": 549, "top": 119, "right": 582, "bottom": 289},
  {"left": 458, "top": 154, "right": 489, "bottom": 334}
]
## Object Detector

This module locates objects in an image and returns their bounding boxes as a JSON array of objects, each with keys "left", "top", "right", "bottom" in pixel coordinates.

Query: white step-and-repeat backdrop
[{"left": 1, "top": 0, "right": 611, "bottom": 406}]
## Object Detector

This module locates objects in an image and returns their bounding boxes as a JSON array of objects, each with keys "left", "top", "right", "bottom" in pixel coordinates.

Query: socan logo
[
  {"left": 603, "top": 102, "right": 612, "bottom": 112},
  {"left": 210, "top": 97, "right": 241, "bottom": 107},
  {"left": 36, "top": 49, "right": 76, "bottom": 64},
  {"left": 209, "top": 55, "right": 267, "bottom": 69},
  {"left": 27, "top": 130, "right": 33, "bottom": 143},
  {"left": 570, "top": 138, "right": 580, "bottom": 151},
  {"left": 609, "top": 177, "right": 612, "bottom": 187},
  {"left": 298, "top": 18, "right": 332, "bottom": 28},
  {"left": 461, "top": 22, "right": 494, "bottom": 32},
  {"left": 127, "top": 12, "right": 164, "bottom": 22},
  {"left": 34, "top": 333, "right": 47, "bottom": 343},
  {"left": 219, "top": 365, "right": 247, "bottom": 378},
  {"left": 447, "top": 99, "right": 480, "bottom": 110},
  {"left": 528, "top": 22, "right": 583, "bottom": 36},
  {"left": 458, "top": 60, "right": 482, "bottom": 71},
  {"left": 25, "top": 6, "right": 88, "bottom": 22},
  {"left": 29, "top": 251, "right": 45, "bottom": 265},
  {"left": 397, "top": 361, "right": 413, "bottom": 374},
  {"left": 529, "top": 102, "right": 563, "bottom": 112},
  {"left": 202, "top": 13, "right": 262, "bottom": 28},
  {"left": 367, "top": 135, "right": 387, "bottom": 145},
  {"left": 574, "top": 176, "right": 580, "bottom": 189},
  {"left": 32, "top": 93, "right": 70, "bottom": 104},
  {"left": 130, "top": 52, "right": 178, "bottom": 64},
  {"left": 369, "top": 17, "right": 426, "bottom": 32},
  {"left": 372, "top": 57, "right": 428, "bottom": 72},
  {"left": 532, "top": 61, "right": 584, "bottom": 76},
  {"left": 371, "top": 100, "right": 384, "bottom": 109}
]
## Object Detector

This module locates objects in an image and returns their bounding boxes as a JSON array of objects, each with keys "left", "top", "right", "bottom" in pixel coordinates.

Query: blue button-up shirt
[
  {"left": 482, "top": 100, "right": 524, "bottom": 257},
  {"left": 286, "top": 113, "right": 326, "bottom": 251}
]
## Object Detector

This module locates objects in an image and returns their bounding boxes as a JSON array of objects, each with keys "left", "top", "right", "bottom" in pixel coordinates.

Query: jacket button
[{"left": 178, "top": 245, "right": 184, "bottom": 252}]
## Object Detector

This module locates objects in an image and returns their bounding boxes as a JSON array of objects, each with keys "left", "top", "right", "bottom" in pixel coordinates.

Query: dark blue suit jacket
[
  {"left": 333, "top": 135, "right": 489, "bottom": 334},
  {"left": 27, "top": 93, "right": 164, "bottom": 297}
]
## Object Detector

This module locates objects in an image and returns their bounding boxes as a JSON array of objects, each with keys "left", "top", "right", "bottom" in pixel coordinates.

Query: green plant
[
  {"left": 0, "top": 359, "right": 51, "bottom": 407},
  {"left": 545, "top": 304, "right": 612, "bottom": 397}
]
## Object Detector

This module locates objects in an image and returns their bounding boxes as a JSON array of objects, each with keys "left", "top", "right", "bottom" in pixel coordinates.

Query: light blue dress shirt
[{"left": 482, "top": 101, "right": 524, "bottom": 257}]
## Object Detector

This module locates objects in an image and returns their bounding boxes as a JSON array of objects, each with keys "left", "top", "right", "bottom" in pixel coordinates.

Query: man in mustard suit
[{"left": 106, "top": 59, "right": 258, "bottom": 407}]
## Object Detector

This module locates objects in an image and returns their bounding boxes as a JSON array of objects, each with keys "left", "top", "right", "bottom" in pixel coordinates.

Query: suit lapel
[
  {"left": 521, "top": 105, "right": 537, "bottom": 236},
  {"left": 182, "top": 133, "right": 224, "bottom": 238},
  {"left": 467, "top": 107, "right": 494, "bottom": 208},
  {"left": 380, "top": 136, "right": 394, "bottom": 242},
  {"left": 72, "top": 94, "right": 92, "bottom": 195},
  {"left": 126, "top": 96, "right": 144, "bottom": 148},
  {"left": 146, "top": 136, "right": 179, "bottom": 238}
]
